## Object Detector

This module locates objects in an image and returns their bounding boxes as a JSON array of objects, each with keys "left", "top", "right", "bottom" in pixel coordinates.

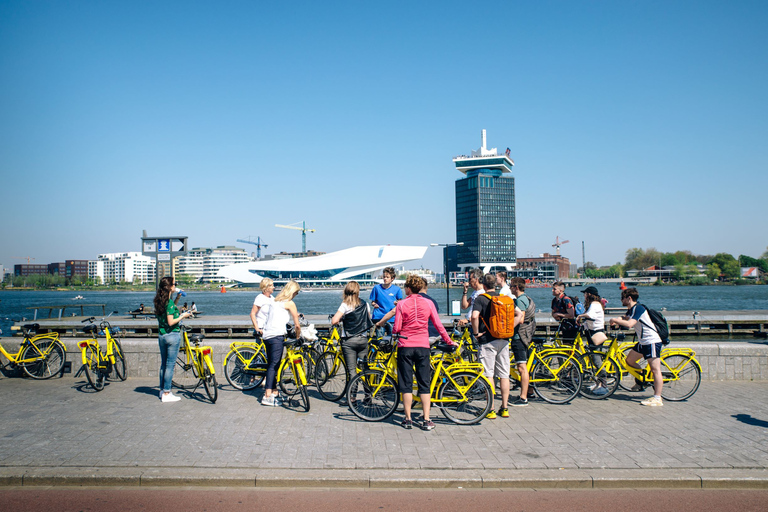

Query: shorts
[
  {"left": 635, "top": 342, "right": 663, "bottom": 360},
  {"left": 509, "top": 338, "right": 527, "bottom": 365},
  {"left": 478, "top": 339, "right": 510, "bottom": 380},
  {"left": 397, "top": 347, "right": 431, "bottom": 395}
]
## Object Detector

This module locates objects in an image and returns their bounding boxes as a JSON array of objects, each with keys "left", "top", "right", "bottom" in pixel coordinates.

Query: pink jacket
[{"left": 392, "top": 293, "right": 453, "bottom": 348}]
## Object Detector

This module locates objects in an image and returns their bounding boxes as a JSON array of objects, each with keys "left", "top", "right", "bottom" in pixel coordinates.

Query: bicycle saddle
[
  {"left": 22, "top": 323, "right": 40, "bottom": 332},
  {"left": 189, "top": 333, "right": 205, "bottom": 343},
  {"left": 83, "top": 325, "right": 98, "bottom": 335},
  {"left": 434, "top": 342, "right": 456, "bottom": 353}
]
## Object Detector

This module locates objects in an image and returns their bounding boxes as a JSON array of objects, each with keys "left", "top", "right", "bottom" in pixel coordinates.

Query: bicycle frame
[{"left": 0, "top": 332, "right": 60, "bottom": 365}]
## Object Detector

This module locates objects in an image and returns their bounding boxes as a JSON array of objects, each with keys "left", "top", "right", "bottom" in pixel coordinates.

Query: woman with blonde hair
[
  {"left": 260, "top": 280, "right": 302, "bottom": 406},
  {"left": 250, "top": 278, "right": 275, "bottom": 337},
  {"left": 331, "top": 281, "right": 373, "bottom": 386}
]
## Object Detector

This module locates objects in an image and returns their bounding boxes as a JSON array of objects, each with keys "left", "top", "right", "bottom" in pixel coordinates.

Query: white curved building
[{"left": 217, "top": 245, "right": 428, "bottom": 285}]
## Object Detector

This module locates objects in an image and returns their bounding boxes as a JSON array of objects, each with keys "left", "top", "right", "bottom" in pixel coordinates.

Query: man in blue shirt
[{"left": 370, "top": 267, "right": 403, "bottom": 336}]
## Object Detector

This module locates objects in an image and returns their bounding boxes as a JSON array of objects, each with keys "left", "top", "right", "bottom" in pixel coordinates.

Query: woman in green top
[{"left": 154, "top": 276, "right": 194, "bottom": 403}]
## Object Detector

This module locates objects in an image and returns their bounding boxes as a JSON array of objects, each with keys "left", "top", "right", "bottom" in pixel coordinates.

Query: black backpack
[{"left": 638, "top": 304, "right": 670, "bottom": 345}]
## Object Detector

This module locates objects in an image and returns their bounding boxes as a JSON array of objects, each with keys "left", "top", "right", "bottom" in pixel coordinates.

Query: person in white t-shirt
[
  {"left": 576, "top": 286, "right": 607, "bottom": 345},
  {"left": 495, "top": 271, "right": 513, "bottom": 298},
  {"left": 261, "top": 281, "right": 302, "bottom": 407},
  {"left": 610, "top": 287, "right": 664, "bottom": 407},
  {"left": 250, "top": 278, "right": 275, "bottom": 337}
]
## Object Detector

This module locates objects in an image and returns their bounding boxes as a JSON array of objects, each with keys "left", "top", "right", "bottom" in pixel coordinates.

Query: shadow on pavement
[
  {"left": 134, "top": 385, "right": 160, "bottom": 397},
  {"left": 732, "top": 413, "right": 768, "bottom": 428}
]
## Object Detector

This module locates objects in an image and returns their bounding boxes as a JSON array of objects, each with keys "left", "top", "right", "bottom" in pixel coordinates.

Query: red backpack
[{"left": 480, "top": 293, "right": 516, "bottom": 339}]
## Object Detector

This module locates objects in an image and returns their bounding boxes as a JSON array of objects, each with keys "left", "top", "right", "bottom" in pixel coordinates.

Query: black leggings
[
  {"left": 264, "top": 335, "right": 284, "bottom": 390},
  {"left": 340, "top": 335, "right": 368, "bottom": 380}
]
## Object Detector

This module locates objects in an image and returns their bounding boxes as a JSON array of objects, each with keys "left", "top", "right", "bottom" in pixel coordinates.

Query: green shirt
[{"left": 157, "top": 300, "right": 180, "bottom": 335}]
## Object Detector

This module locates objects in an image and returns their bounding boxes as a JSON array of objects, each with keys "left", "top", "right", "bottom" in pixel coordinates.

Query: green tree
[
  {"left": 706, "top": 263, "right": 721, "bottom": 281},
  {"left": 721, "top": 260, "right": 740, "bottom": 279},
  {"left": 739, "top": 255, "right": 768, "bottom": 273},
  {"left": 709, "top": 252, "right": 737, "bottom": 269}
]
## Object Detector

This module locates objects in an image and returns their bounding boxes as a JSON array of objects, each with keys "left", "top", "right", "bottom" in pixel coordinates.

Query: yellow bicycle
[
  {"left": 77, "top": 315, "right": 127, "bottom": 391},
  {"left": 172, "top": 325, "right": 217, "bottom": 403},
  {"left": 346, "top": 335, "right": 494, "bottom": 424},
  {"left": 276, "top": 337, "right": 311, "bottom": 412},
  {"left": 508, "top": 338, "right": 583, "bottom": 404},
  {"left": 0, "top": 323, "right": 66, "bottom": 379}
]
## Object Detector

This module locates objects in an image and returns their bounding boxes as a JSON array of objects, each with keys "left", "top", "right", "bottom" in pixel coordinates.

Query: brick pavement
[{"left": 0, "top": 371, "right": 766, "bottom": 473}]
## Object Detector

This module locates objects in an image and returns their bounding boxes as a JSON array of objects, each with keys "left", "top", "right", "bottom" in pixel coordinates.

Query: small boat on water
[{"left": 73, "top": 295, "right": 84, "bottom": 300}]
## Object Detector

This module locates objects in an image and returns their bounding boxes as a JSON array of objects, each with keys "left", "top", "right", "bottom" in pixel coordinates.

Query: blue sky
[{"left": 1, "top": 0, "right": 766, "bottom": 273}]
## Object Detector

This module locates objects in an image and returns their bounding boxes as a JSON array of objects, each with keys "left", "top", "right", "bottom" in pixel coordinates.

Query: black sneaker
[
  {"left": 511, "top": 396, "right": 529, "bottom": 407},
  {"left": 401, "top": 418, "right": 413, "bottom": 429},
  {"left": 421, "top": 419, "right": 435, "bottom": 431}
]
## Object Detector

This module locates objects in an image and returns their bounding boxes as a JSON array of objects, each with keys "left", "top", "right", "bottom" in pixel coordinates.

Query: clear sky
[{"left": 1, "top": 0, "right": 766, "bottom": 273}]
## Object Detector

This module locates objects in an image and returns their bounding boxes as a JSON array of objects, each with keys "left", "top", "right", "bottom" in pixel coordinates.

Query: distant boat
[{"left": 73, "top": 295, "right": 84, "bottom": 300}]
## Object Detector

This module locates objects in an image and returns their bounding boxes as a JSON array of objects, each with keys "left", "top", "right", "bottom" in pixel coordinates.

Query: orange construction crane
[
  {"left": 552, "top": 236, "right": 569, "bottom": 256},
  {"left": 14, "top": 256, "right": 36, "bottom": 264}
]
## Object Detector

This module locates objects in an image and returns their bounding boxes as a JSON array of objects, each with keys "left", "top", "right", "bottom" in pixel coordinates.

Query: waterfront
[{"left": 1, "top": 285, "right": 767, "bottom": 337}]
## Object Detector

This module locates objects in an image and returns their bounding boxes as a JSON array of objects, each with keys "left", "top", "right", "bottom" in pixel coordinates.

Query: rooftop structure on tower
[{"left": 450, "top": 130, "right": 517, "bottom": 274}]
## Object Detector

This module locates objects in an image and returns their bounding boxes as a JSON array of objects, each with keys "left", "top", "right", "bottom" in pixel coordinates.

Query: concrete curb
[{"left": 1, "top": 467, "right": 767, "bottom": 489}]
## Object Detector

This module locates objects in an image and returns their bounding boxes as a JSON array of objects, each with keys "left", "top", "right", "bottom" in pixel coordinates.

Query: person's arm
[
  {"left": 167, "top": 308, "right": 192, "bottom": 328},
  {"left": 286, "top": 301, "right": 301, "bottom": 338},
  {"left": 514, "top": 306, "right": 525, "bottom": 328},
  {"left": 461, "top": 283, "right": 470, "bottom": 310},
  {"left": 249, "top": 304, "right": 262, "bottom": 332},
  {"left": 369, "top": 287, "right": 379, "bottom": 309},
  {"left": 428, "top": 301, "right": 453, "bottom": 344},
  {"left": 331, "top": 309, "right": 344, "bottom": 326},
  {"left": 392, "top": 303, "right": 403, "bottom": 334},
  {"left": 562, "top": 305, "right": 575, "bottom": 320},
  {"left": 375, "top": 308, "right": 396, "bottom": 328},
  {"left": 471, "top": 310, "right": 482, "bottom": 340}
]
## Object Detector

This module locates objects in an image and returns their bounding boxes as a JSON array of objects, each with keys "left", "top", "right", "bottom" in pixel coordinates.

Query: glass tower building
[{"left": 451, "top": 130, "right": 516, "bottom": 273}]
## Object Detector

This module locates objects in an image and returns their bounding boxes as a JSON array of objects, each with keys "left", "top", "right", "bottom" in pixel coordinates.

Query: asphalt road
[{"left": 2, "top": 488, "right": 768, "bottom": 512}]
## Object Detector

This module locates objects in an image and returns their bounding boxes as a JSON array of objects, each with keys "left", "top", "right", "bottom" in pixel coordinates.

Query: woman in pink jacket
[{"left": 387, "top": 275, "right": 453, "bottom": 431}]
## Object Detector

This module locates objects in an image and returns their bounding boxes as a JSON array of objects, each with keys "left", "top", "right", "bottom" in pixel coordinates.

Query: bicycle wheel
[
  {"left": 578, "top": 352, "right": 620, "bottom": 400},
  {"left": 315, "top": 350, "right": 348, "bottom": 402},
  {"left": 172, "top": 347, "right": 198, "bottom": 389},
  {"left": 81, "top": 345, "right": 104, "bottom": 391},
  {"left": 111, "top": 340, "right": 127, "bottom": 381},
  {"left": 303, "top": 346, "right": 321, "bottom": 386},
  {"left": 347, "top": 370, "right": 399, "bottom": 422},
  {"left": 21, "top": 340, "right": 66, "bottom": 379},
  {"left": 202, "top": 364, "right": 218, "bottom": 403},
  {"left": 298, "top": 384, "right": 310, "bottom": 412},
  {"left": 659, "top": 354, "right": 701, "bottom": 401},
  {"left": 224, "top": 348, "right": 265, "bottom": 390},
  {"left": 531, "top": 353, "right": 582, "bottom": 404},
  {"left": 437, "top": 371, "right": 493, "bottom": 425},
  {"left": 278, "top": 359, "right": 300, "bottom": 397}
]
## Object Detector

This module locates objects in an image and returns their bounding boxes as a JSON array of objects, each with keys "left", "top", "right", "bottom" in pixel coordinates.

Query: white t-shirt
[
  {"left": 466, "top": 289, "right": 482, "bottom": 321},
  {"left": 583, "top": 302, "right": 605, "bottom": 331},
  {"left": 262, "top": 301, "right": 290, "bottom": 339},
  {"left": 252, "top": 293, "right": 274, "bottom": 329},
  {"left": 628, "top": 304, "right": 662, "bottom": 345},
  {"left": 499, "top": 284, "right": 514, "bottom": 298},
  {"left": 337, "top": 301, "right": 372, "bottom": 317}
]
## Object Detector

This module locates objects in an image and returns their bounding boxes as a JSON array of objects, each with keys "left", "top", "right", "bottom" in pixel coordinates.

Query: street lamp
[{"left": 430, "top": 242, "right": 464, "bottom": 315}]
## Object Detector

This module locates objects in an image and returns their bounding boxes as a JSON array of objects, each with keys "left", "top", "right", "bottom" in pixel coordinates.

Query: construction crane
[
  {"left": 14, "top": 256, "right": 35, "bottom": 264},
  {"left": 236, "top": 236, "right": 268, "bottom": 259},
  {"left": 275, "top": 221, "right": 315, "bottom": 253},
  {"left": 552, "top": 236, "right": 570, "bottom": 256}
]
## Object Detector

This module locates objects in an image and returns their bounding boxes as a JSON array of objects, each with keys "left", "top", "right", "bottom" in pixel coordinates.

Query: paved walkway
[{"left": 1, "top": 373, "right": 767, "bottom": 487}]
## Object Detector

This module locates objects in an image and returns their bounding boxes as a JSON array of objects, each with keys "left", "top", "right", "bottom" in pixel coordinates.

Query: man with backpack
[
  {"left": 609, "top": 287, "right": 664, "bottom": 407},
  {"left": 472, "top": 274, "right": 522, "bottom": 418},
  {"left": 510, "top": 277, "right": 535, "bottom": 405}
]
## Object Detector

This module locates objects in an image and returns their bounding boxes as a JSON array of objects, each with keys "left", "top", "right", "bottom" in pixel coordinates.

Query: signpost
[{"left": 141, "top": 231, "right": 188, "bottom": 283}]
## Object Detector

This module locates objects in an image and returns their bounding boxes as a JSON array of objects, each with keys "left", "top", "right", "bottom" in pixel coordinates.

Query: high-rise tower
[{"left": 451, "top": 130, "right": 516, "bottom": 273}]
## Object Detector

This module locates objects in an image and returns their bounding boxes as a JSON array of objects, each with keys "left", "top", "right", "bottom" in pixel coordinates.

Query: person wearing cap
[{"left": 576, "top": 286, "right": 607, "bottom": 345}]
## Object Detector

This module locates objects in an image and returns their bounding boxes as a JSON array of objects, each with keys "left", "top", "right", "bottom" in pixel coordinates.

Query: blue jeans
[
  {"left": 158, "top": 331, "right": 182, "bottom": 393},
  {"left": 264, "top": 335, "right": 285, "bottom": 391}
]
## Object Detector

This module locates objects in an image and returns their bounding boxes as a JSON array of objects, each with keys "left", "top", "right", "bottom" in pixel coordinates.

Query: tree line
[{"left": 582, "top": 246, "right": 768, "bottom": 283}]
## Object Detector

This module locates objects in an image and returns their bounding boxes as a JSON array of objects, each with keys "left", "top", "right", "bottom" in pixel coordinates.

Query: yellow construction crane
[{"left": 275, "top": 221, "right": 315, "bottom": 253}]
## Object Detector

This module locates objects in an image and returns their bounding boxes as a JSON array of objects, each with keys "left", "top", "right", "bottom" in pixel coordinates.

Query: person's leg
[
  {"left": 493, "top": 340, "right": 511, "bottom": 409},
  {"left": 508, "top": 339, "right": 527, "bottom": 403},
  {"left": 158, "top": 334, "right": 168, "bottom": 392},
  {"left": 402, "top": 392, "right": 413, "bottom": 420},
  {"left": 477, "top": 343, "right": 495, "bottom": 410},
  {"left": 500, "top": 377, "right": 510, "bottom": 409},
  {"left": 397, "top": 349, "right": 415, "bottom": 424},
  {"left": 264, "top": 336, "right": 284, "bottom": 398},
  {"left": 626, "top": 347, "right": 646, "bottom": 389},
  {"left": 160, "top": 332, "right": 181, "bottom": 394},
  {"left": 413, "top": 348, "right": 432, "bottom": 421},
  {"left": 648, "top": 357, "right": 663, "bottom": 396}
]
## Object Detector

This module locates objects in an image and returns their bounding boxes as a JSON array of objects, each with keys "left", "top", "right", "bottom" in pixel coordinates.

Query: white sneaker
[
  {"left": 261, "top": 395, "right": 276, "bottom": 406},
  {"left": 161, "top": 392, "right": 181, "bottom": 403},
  {"left": 273, "top": 395, "right": 283, "bottom": 406},
  {"left": 640, "top": 396, "right": 663, "bottom": 407}
]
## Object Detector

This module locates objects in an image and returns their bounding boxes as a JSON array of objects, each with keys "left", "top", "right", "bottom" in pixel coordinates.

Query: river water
[{"left": 1, "top": 284, "right": 766, "bottom": 337}]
